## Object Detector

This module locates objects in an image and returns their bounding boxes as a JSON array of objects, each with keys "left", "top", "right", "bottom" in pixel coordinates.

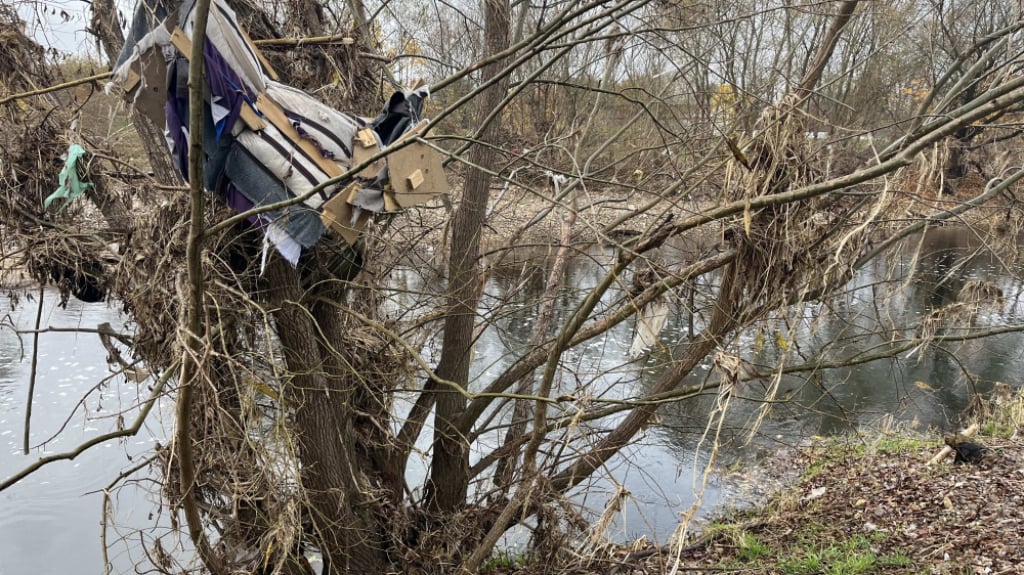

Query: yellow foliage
[
  {"left": 753, "top": 328, "right": 766, "bottom": 353},
  {"left": 774, "top": 331, "right": 789, "bottom": 352},
  {"left": 897, "top": 77, "right": 930, "bottom": 103},
  {"left": 711, "top": 83, "right": 737, "bottom": 115}
]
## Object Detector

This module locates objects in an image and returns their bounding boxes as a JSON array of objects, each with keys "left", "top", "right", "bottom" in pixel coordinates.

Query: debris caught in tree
[{"left": 111, "top": 0, "right": 446, "bottom": 271}]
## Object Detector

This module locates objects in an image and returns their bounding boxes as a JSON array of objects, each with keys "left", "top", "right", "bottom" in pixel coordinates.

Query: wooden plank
[
  {"left": 123, "top": 69, "right": 141, "bottom": 92},
  {"left": 383, "top": 190, "right": 399, "bottom": 212},
  {"left": 406, "top": 169, "right": 424, "bottom": 190},
  {"left": 356, "top": 129, "right": 377, "bottom": 148},
  {"left": 238, "top": 102, "right": 267, "bottom": 130},
  {"left": 241, "top": 28, "right": 280, "bottom": 81},
  {"left": 169, "top": 27, "right": 192, "bottom": 58},
  {"left": 255, "top": 93, "right": 342, "bottom": 177}
]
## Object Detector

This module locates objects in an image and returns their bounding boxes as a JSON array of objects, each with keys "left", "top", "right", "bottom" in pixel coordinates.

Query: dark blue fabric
[
  {"left": 164, "top": 57, "right": 190, "bottom": 180},
  {"left": 203, "top": 39, "right": 256, "bottom": 141},
  {"left": 222, "top": 144, "right": 326, "bottom": 248},
  {"left": 203, "top": 106, "right": 235, "bottom": 191}
]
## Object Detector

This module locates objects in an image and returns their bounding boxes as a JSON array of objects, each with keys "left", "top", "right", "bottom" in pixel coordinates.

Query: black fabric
[{"left": 371, "top": 90, "right": 426, "bottom": 145}]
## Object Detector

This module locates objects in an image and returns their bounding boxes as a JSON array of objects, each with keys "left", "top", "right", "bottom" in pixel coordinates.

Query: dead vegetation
[
  {"left": 490, "top": 391, "right": 1024, "bottom": 575},
  {"left": 5, "top": 0, "right": 1024, "bottom": 573}
]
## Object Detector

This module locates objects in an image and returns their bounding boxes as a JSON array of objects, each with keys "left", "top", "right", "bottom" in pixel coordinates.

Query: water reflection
[
  {"left": 648, "top": 229, "right": 1024, "bottom": 459},
  {"left": 446, "top": 227, "right": 1024, "bottom": 541},
  {"left": 0, "top": 292, "right": 165, "bottom": 575}
]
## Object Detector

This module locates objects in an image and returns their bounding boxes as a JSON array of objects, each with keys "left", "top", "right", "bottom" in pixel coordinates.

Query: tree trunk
[
  {"left": 426, "top": 0, "right": 511, "bottom": 514},
  {"left": 265, "top": 260, "right": 387, "bottom": 573}
]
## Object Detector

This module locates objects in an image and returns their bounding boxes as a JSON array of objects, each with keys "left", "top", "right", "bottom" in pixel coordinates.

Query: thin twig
[
  {"left": 22, "top": 286, "right": 44, "bottom": 454},
  {"left": 98, "top": 453, "right": 159, "bottom": 575},
  {"left": 0, "top": 71, "right": 111, "bottom": 106},
  {"left": 0, "top": 363, "right": 175, "bottom": 492},
  {"left": 253, "top": 34, "right": 354, "bottom": 47}
]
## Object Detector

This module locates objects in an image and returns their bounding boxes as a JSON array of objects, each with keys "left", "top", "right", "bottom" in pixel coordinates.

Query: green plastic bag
[{"left": 44, "top": 144, "right": 93, "bottom": 210}]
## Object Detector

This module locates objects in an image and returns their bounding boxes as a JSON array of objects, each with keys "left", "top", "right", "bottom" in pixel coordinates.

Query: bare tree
[{"left": 3, "top": 0, "right": 1024, "bottom": 573}]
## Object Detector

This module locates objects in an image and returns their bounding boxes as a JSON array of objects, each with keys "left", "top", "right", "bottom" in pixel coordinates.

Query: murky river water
[
  {"left": 2, "top": 228, "right": 1023, "bottom": 573},
  {"left": 0, "top": 294, "right": 166, "bottom": 575}
]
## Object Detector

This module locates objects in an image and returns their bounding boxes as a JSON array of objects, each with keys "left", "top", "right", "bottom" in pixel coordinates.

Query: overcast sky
[{"left": 17, "top": 0, "right": 117, "bottom": 57}]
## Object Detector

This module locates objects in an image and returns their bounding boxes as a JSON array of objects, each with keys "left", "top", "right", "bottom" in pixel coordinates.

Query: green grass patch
[
  {"left": 870, "top": 436, "right": 931, "bottom": 453},
  {"left": 776, "top": 534, "right": 909, "bottom": 575},
  {"left": 736, "top": 532, "right": 771, "bottom": 562},
  {"left": 801, "top": 458, "right": 829, "bottom": 481},
  {"left": 703, "top": 518, "right": 912, "bottom": 574},
  {"left": 481, "top": 550, "right": 527, "bottom": 573},
  {"left": 981, "top": 422, "right": 1016, "bottom": 438}
]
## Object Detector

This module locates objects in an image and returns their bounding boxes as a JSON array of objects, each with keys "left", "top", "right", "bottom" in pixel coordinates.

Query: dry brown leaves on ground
[
  {"left": 500, "top": 435, "right": 1024, "bottom": 574},
  {"left": 761, "top": 437, "right": 1024, "bottom": 575},
  {"left": 669, "top": 437, "right": 1023, "bottom": 574}
]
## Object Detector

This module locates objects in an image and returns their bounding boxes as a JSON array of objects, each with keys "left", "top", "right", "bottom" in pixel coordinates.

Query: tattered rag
[{"left": 44, "top": 144, "right": 93, "bottom": 210}]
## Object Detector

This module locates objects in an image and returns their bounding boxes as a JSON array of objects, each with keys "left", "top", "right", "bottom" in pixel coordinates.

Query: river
[
  {"left": 2, "top": 227, "right": 1022, "bottom": 573},
  {"left": 0, "top": 293, "right": 166, "bottom": 575}
]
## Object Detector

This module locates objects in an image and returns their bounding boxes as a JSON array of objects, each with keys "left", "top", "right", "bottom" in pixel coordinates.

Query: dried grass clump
[
  {"left": 233, "top": 7, "right": 381, "bottom": 113},
  {"left": 109, "top": 191, "right": 189, "bottom": 362},
  {"left": 0, "top": 5, "right": 63, "bottom": 202},
  {"left": 917, "top": 302, "right": 976, "bottom": 343},
  {"left": 725, "top": 95, "right": 885, "bottom": 309},
  {"left": 913, "top": 278, "right": 1005, "bottom": 349},
  {"left": 962, "top": 382, "right": 1024, "bottom": 434},
  {"left": 0, "top": 11, "right": 114, "bottom": 304},
  {"left": 958, "top": 279, "right": 1004, "bottom": 307}
]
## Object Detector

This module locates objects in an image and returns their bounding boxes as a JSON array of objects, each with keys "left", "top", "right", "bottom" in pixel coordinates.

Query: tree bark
[
  {"left": 265, "top": 261, "right": 387, "bottom": 573},
  {"left": 425, "top": 0, "right": 512, "bottom": 514},
  {"left": 796, "top": 1, "right": 860, "bottom": 98}
]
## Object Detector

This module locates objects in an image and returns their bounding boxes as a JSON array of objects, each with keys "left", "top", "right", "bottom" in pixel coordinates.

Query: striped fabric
[{"left": 113, "top": 0, "right": 430, "bottom": 267}]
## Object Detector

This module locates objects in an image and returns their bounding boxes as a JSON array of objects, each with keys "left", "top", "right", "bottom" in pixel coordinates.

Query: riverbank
[{"left": 495, "top": 390, "right": 1024, "bottom": 574}]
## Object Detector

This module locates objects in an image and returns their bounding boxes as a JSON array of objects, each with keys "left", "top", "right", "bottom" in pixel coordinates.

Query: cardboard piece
[
  {"left": 321, "top": 183, "right": 370, "bottom": 245},
  {"left": 124, "top": 49, "right": 167, "bottom": 128},
  {"left": 387, "top": 121, "right": 448, "bottom": 207},
  {"left": 352, "top": 128, "right": 385, "bottom": 178}
]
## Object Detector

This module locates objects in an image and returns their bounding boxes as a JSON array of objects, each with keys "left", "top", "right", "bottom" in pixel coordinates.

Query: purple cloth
[{"left": 203, "top": 38, "right": 256, "bottom": 140}]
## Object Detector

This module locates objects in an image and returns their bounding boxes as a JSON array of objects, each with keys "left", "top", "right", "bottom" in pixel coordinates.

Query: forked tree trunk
[
  {"left": 426, "top": 0, "right": 512, "bottom": 514},
  {"left": 88, "top": 1, "right": 390, "bottom": 569},
  {"left": 265, "top": 260, "right": 387, "bottom": 573}
]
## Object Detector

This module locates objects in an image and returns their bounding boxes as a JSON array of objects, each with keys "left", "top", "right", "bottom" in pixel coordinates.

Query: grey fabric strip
[{"left": 223, "top": 143, "right": 326, "bottom": 248}]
